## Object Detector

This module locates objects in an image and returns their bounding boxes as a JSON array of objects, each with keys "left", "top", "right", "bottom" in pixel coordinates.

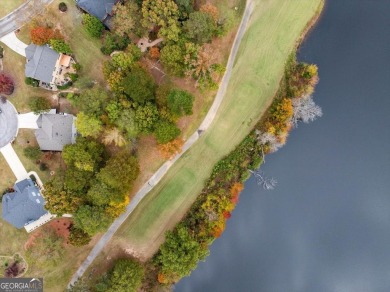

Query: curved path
[
  {"left": 68, "top": 0, "right": 254, "bottom": 286},
  {"left": 0, "top": 0, "right": 54, "bottom": 38}
]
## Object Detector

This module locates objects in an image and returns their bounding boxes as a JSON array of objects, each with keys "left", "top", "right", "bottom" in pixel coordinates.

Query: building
[
  {"left": 76, "top": 0, "right": 120, "bottom": 28},
  {"left": 35, "top": 112, "right": 77, "bottom": 151},
  {"left": 25, "top": 44, "right": 76, "bottom": 90},
  {"left": 2, "top": 179, "right": 53, "bottom": 232}
]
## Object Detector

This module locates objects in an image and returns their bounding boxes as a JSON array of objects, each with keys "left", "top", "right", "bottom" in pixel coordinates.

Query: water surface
[{"left": 176, "top": 1, "right": 390, "bottom": 291}]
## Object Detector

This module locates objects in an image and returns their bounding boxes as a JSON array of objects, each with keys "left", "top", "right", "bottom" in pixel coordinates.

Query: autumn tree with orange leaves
[{"left": 30, "top": 26, "right": 63, "bottom": 45}]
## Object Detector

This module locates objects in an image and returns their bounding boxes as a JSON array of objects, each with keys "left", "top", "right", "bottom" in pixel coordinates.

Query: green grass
[
  {"left": 114, "top": 0, "right": 324, "bottom": 256},
  {"left": 0, "top": 0, "right": 25, "bottom": 19}
]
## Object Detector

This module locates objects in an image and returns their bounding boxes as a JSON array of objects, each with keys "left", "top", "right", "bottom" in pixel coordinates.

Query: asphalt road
[
  {"left": 0, "top": 0, "right": 54, "bottom": 38},
  {"left": 68, "top": 0, "right": 254, "bottom": 287}
]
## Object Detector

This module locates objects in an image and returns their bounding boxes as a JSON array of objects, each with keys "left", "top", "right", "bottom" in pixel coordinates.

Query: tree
[
  {"left": 64, "top": 165, "right": 94, "bottom": 193},
  {"left": 291, "top": 95, "right": 323, "bottom": 127},
  {"left": 142, "top": 0, "right": 181, "bottom": 41},
  {"left": 68, "top": 225, "right": 92, "bottom": 247},
  {"left": 97, "top": 150, "right": 140, "bottom": 190},
  {"left": 158, "top": 138, "right": 184, "bottom": 159},
  {"left": 135, "top": 102, "right": 159, "bottom": 133},
  {"left": 105, "top": 259, "right": 144, "bottom": 292},
  {"left": 87, "top": 181, "right": 123, "bottom": 206},
  {"left": 175, "top": 0, "right": 194, "bottom": 17},
  {"left": 75, "top": 112, "right": 103, "bottom": 138},
  {"left": 121, "top": 65, "right": 156, "bottom": 103},
  {"left": 49, "top": 39, "right": 72, "bottom": 54},
  {"left": 30, "top": 26, "right": 63, "bottom": 45},
  {"left": 112, "top": 1, "right": 140, "bottom": 37},
  {"left": 28, "top": 96, "right": 51, "bottom": 114},
  {"left": 62, "top": 137, "right": 104, "bottom": 172},
  {"left": 115, "top": 109, "right": 139, "bottom": 138},
  {"left": 101, "top": 32, "right": 130, "bottom": 55},
  {"left": 43, "top": 179, "right": 83, "bottom": 215},
  {"left": 250, "top": 170, "right": 277, "bottom": 190},
  {"left": 102, "top": 127, "right": 127, "bottom": 147},
  {"left": 255, "top": 130, "right": 282, "bottom": 153},
  {"left": 160, "top": 42, "right": 199, "bottom": 77},
  {"left": 0, "top": 74, "right": 14, "bottom": 95},
  {"left": 149, "top": 47, "right": 160, "bottom": 59},
  {"left": 167, "top": 89, "right": 194, "bottom": 117},
  {"left": 74, "top": 205, "right": 112, "bottom": 236},
  {"left": 200, "top": 3, "right": 219, "bottom": 23},
  {"left": 82, "top": 14, "right": 105, "bottom": 38},
  {"left": 184, "top": 12, "right": 216, "bottom": 44},
  {"left": 70, "top": 88, "right": 110, "bottom": 116},
  {"left": 156, "top": 225, "right": 209, "bottom": 282},
  {"left": 154, "top": 120, "right": 181, "bottom": 144}
]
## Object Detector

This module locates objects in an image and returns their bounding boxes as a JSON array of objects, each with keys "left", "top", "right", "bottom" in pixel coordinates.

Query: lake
[{"left": 176, "top": 1, "right": 390, "bottom": 291}]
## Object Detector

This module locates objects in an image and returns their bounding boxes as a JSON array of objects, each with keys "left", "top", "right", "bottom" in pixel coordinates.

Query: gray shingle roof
[
  {"left": 35, "top": 113, "right": 76, "bottom": 151},
  {"left": 76, "top": 0, "right": 117, "bottom": 20},
  {"left": 25, "top": 44, "right": 59, "bottom": 84},
  {"left": 2, "top": 179, "right": 48, "bottom": 229}
]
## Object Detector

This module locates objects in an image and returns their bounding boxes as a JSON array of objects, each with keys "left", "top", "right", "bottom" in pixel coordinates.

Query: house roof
[
  {"left": 35, "top": 113, "right": 76, "bottom": 151},
  {"left": 25, "top": 44, "right": 59, "bottom": 84},
  {"left": 76, "top": 0, "right": 117, "bottom": 20},
  {"left": 2, "top": 179, "right": 48, "bottom": 229}
]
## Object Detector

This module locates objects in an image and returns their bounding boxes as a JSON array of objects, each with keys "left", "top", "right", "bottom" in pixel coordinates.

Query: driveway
[
  {"left": 0, "top": 32, "right": 27, "bottom": 56},
  {"left": 18, "top": 112, "right": 40, "bottom": 129},
  {"left": 0, "top": 100, "right": 19, "bottom": 148},
  {"left": 0, "top": 0, "right": 54, "bottom": 38},
  {"left": 0, "top": 143, "right": 28, "bottom": 181}
]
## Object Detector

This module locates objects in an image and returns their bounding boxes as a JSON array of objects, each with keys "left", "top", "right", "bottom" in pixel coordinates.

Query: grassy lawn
[
  {"left": 0, "top": 0, "right": 25, "bottom": 19},
  {"left": 110, "top": 0, "right": 324, "bottom": 258}
]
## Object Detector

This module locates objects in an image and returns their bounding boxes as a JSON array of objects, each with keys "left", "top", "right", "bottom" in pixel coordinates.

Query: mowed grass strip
[
  {"left": 115, "top": 0, "right": 323, "bottom": 256},
  {"left": 0, "top": 0, "right": 25, "bottom": 19}
]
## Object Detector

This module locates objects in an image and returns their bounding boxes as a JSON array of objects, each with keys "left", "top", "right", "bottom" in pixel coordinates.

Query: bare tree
[
  {"left": 255, "top": 130, "right": 283, "bottom": 153},
  {"left": 250, "top": 170, "right": 277, "bottom": 190},
  {"left": 292, "top": 95, "right": 323, "bottom": 127}
]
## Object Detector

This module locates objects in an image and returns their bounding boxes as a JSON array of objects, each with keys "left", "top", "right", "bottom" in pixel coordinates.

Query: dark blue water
[{"left": 176, "top": 1, "right": 390, "bottom": 291}]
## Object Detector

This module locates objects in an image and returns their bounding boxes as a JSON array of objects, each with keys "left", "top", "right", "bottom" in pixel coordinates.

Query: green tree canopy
[
  {"left": 97, "top": 150, "right": 140, "bottom": 191},
  {"left": 120, "top": 64, "right": 156, "bottom": 103},
  {"left": 184, "top": 11, "right": 216, "bottom": 44},
  {"left": 106, "top": 259, "right": 144, "bottom": 292},
  {"left": 70, "top": 88, "right": 110, "bottom": 116},
  {"left": 141, "top": 0, "right": 181, "bottom": 41},
  {"left": 167, "top": 89, "right": 194, "bottom": 117},
  {"left": 75, "top": 112, "right": 103, "bottom": 138},
  {"left": 156, "top": 225, "right": 209, "bottom": 282},
  {"left": 74, "top": 205, "right": 112, "bottom": 236},
  {"left": 82, "top": 14, "right": 105, "bottom": 38},
  {"left": 62, "top": 137, "right": 104, "bottom": 172},
  {"left": 49, "top": 39, "right": 72, "bottom": 54},
  {"left": 43, "top": 179, "right": 83, "bottom": 215},
  {"left": 68, "top": 225, "right": 92, "bottom": 247},
  {"left": 154, "top": 120, "right": 181, "bottom": 144},
  {"left": 115, "top": 109, "right": 139, "bottom": 138},
  {"left": 135, "top": 102, "right": 159, "bottom": 133}
]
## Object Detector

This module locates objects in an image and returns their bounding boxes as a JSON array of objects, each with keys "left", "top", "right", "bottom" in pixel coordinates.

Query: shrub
[
  {"left": 58, "top": 2, "right": 67, "bottom": 12},
  {"left": 154, "top": 121, "right": 181, "bottom": 144},
  {"left": 67, "top": 73, "right": 79, "bottom": 82},
  {"left": 28, "top": 96, "right": 51, "bottom": 114},
  {"left": 25, "top": 77, "right": 39, "bottom": 87},
  {"left": 68, "top": 225, "right": 91, "bottom": 246},
  {"left": 30, "top": 26, "right": 63, "bottom": 45},
  {"left": 0, "top": 74, "right": 14, "bottom": 95},
  {"left": 72, "top": 63, "right": 81, "bottom": 72},
  {"left": 82, "top": 14, "right": 105, "bottom": 38},
  {"left": 24, "top": 146, "right": 42, "bottom": 160},
  {"left": 57, "top": 81, "right": 72, "bottom": 90},
  {"left": 49, "top": 39, "right": 72, "bottom": 54},
  {"left": 39, "top": 163, "right": 48, "bottom": 171}
]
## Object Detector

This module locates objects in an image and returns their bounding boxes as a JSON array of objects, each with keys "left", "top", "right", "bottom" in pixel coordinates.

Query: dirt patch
[
  {"left": 48, "top": 218, "right": 72, "bottom": 244},
  {"left": 24, "top": 230, "right": 41, "bottom": 251}
]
